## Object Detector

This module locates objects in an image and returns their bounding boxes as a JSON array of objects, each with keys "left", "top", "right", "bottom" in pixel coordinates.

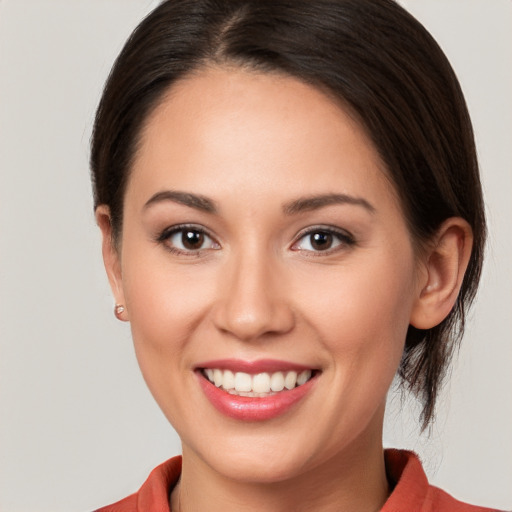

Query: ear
[
  {"left": 410, "top": 217, "right": 473, "bottom": 330},
  {"left": 95, "top": 205, "right": 128, "bottom": 321}
]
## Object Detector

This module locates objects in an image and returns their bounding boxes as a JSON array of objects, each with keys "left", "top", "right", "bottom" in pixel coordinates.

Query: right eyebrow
[
  {"left": 143, "top": 190, "right": 218, "bottom": 214},
  {"left": 283, "top": 193, "right": 376, "bottom": 215}
]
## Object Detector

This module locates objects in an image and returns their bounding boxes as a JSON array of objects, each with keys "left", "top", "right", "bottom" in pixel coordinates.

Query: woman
[{"left": 91, "top": 1, "right": 496, "bottom": 510}]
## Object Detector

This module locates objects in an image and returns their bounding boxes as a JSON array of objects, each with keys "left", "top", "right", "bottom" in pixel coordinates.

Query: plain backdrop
[{"left": 0, "top": 1, "right": 511, "bottom": 511}]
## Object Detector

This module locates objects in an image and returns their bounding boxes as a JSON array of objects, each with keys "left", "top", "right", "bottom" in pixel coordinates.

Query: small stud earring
[{"left": 114, "top": 304, "right": 125, "bottom": 320}]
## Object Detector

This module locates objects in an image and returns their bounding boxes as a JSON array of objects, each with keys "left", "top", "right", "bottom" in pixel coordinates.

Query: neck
[{"left": 171, "top": 419, "right": 389, "bottom": 512}]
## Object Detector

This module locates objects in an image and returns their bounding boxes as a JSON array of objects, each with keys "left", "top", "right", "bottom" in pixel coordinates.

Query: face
[{"left": 106, "top": 67, "right": 424, "bottom": 483}]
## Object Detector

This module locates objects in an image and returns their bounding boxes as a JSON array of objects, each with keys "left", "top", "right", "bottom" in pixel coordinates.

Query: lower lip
[{"left": 197, "top": 372, "right": 317, "bottom": 421}]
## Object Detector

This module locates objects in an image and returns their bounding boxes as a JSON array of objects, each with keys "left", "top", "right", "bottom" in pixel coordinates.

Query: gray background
[{"left": 0, "top": 1, "right": 510, "bottom": 511}]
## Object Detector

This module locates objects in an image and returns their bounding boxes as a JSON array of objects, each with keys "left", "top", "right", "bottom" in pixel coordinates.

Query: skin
[{"left": 97, "top": 67, "right": 472, "bottom": 512}]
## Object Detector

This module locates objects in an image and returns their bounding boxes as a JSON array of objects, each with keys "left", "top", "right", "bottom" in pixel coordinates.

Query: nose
[{"left": 212, "top": 249, "right": 295, "bottom": 342}]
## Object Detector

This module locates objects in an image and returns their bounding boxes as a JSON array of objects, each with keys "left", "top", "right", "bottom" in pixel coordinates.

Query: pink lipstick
[{"left": 196, "top": 359, "right": 318, "bottom": 421}]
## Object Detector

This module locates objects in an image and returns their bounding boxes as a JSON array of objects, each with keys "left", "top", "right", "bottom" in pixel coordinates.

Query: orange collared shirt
[{"left": 95, "top": 450, "right": 500, "bottom": 511}]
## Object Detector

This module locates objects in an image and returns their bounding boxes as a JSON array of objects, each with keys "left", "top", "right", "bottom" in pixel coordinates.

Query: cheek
[
  {"left": 119, "top": 253, "right": 217, "bottom": 428},
  {"left": 119, "top": 238, "right": 214, "bottom": 378},
  {"left": 297, "top": 251, "right": 416, "bottom": 379}
]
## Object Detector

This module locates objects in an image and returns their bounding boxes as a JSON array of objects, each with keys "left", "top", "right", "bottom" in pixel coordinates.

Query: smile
[
  {"left": 196, "top": 359, "right": 319, "bottom": 421},
  {"left": 202, "top": 368, "right": 313, "bottom": 397}
]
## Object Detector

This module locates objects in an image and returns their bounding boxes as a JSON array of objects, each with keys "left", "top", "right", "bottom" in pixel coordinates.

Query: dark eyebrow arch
[
  {"left": 143, "top": 190, "right": 217, "bottom": 214},
  {"left": 283, "top": 193, "right": 375, "bottom": 215}
]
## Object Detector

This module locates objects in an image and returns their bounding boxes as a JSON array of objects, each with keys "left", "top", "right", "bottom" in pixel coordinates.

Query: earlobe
[
  {"left": 410, "top": 218, "right": 473, "bottom": 330},
  {"left": 95, "top": 205, "right": 129, "bottom": 321}
]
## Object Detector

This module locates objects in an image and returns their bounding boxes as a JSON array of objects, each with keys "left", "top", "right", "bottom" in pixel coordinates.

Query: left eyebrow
[
  {"left": 143, "top": 190, "right": 217, "bottom": 214},
  {"left": 283, "top": 193, "right": 376, "bottom": 215}
]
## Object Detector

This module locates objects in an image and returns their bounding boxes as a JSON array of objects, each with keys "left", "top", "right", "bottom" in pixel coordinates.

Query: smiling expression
[{"left": 104, "top": 66, "right": 425, "bottom": 483}]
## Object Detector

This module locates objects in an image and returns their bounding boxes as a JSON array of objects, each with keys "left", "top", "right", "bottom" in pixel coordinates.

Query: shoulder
[
  {"left": 425, "top": 485, "right": 500, "bottom": 512},
  {"left": 94, "top": 493, "right": 137, "bottom": 512},
  {"left": 383, "top": 449, "right": 501, "bottom": 512},
  {"left": 93, "top": 456, "right": 182, "bottom": 512}
]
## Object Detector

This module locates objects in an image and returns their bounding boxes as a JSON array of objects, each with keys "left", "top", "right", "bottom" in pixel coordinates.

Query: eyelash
[
  {"left": 156, "top": 224, "right": 356, "bottom": 256},
  {"left": 156, "top": 224, "right": 220, "bottom": 256},
  {"left": 291, "top": 226, "right": 356, "bottom": 255}
]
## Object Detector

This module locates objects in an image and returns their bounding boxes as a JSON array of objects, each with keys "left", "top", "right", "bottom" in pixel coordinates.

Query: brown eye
[
  {"left": 292, "top": 227, "right": 355, "bottom": 253},
  {"left": 309, "top": 232, "right": 333, "bottom": 251},
  {"left": 182, "top": 230, "right": 205, "bottom": 250},
  {"left": 160, "top": 226, "right": 220, "bottom": 253}
]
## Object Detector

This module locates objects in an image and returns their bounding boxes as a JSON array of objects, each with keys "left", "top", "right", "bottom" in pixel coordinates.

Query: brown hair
[{"left": 91, "top": 0, "right": 486, "bottom": 428}]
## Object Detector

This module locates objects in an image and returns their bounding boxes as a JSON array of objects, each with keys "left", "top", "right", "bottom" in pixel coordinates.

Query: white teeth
[
  {"left": 203, "top": 368, "right": 314, "bottom": 394},
  {"left": 253, "top": 372, "right": 271, "bottom": 393},
  {"left": 284, "top": 371, "right": 298, "bottom": 390},
  {"left": 297, "top": 369, "right": 312, "bottom": 386},
  {"left": 223, "top": 370, "right": 235, "bottom": 390},
  {"left": 270, "top": 371, "right": 285, "bottom": 392},
  {"left": 234, "top": 372, "right": 252, "bottom": 392},
  {"left": 213, "top": 369, "right": 223, "bottom": 387}
]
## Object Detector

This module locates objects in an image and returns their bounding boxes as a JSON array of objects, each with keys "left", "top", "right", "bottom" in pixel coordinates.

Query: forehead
[{"left": 128, "top": 66, "right": 399, "bottom": 213}]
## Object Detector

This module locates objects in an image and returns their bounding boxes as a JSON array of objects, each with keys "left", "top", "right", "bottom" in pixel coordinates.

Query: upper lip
[{"left": 195, "top": 358, "right": 316, "bottom": 374}]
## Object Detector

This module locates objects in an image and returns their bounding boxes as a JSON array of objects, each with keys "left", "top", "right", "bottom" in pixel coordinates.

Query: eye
[
  {"left": 158, "top": 225, "right": 220, "bottom": 254},
  {"left": 291, "top": 228, "right": 354, "bottom": 253}
]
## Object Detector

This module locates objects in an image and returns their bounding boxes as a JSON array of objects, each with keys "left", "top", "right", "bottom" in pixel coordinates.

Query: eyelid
[
  {"left": 157, "top": 223, "right": 206, "bottom": 241},
  {"left": 290, "top": 225, "right": 355, "bottom": 253},
  {"left": 156, "top": 223, "right": 221, "bottom": 253}
]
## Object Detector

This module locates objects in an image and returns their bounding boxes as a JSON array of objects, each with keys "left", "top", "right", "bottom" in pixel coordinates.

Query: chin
[
  {"left": 185, "top": 428, "right": 329, "bottom": 485},
  {"left": 210, "top": 450, "right": 308, "bottom": 484}
]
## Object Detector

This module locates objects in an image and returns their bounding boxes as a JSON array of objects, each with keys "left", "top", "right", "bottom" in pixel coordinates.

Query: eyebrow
[
  {"left": 143, "top": 190, "right": 217, "bottom": 213},
  {"left": 283, "top": 193, "right": 375, "bottom": 215},
  {"left": 143, "top": 190, "right": 374, "bottom": 216}
]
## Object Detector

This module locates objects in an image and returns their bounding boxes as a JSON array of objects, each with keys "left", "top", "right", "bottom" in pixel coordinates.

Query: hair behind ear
[{"left": 403, "top": 218, "right": 473, "bottom": 429}]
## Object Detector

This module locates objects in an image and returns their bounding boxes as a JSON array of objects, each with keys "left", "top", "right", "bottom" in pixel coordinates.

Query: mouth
[
  {"left": 200, "top": 368, "right": 315, "bottom": 397},
  {"left": 195, "top": 359, "right": 319, "bottom": 421}
]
